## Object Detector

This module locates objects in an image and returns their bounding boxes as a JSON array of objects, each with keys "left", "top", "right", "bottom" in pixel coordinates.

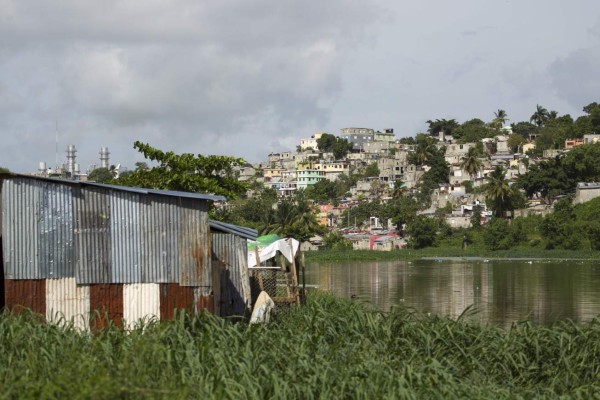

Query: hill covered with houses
[{"left": 224, "top": 102, "right": 600, "bottom": 252}]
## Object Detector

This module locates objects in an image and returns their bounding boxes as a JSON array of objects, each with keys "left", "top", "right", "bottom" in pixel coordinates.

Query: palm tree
[
  {"left": 263, "top": 192, "right": 321, "bottom": 240},
  {"left": 426, "top": 118, "right": 459, "bottom": 139},
  {"left": 292, "top": 191, "right": 321, "bottom": 234},
  {"left": 485, "top": 166, "right": 514, "bottom": 218},
  {"left": 392, "top": 180, "right": 407, "bottom": 199},
  {"left": 491, "top": 109, "right": 508, "bottom": 130},
  {"left": 263, "top": 198, "right": 296, "bottom": 235},
  {"left": 410, "top": 138, "right": 436, "bottom": 166},
  {"left": 530, "top": 104, "right": 549, "bottom": 127},
  {"left": 460, "top": 147, "right": 483, "bottom": 181}
]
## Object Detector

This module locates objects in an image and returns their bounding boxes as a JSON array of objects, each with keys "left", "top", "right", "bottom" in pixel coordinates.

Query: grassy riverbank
[
  {"left": 304, "top": 247, "right": 600, "bottom": 262},
  {"left": 1, "top": 293, "right": 600, "bottom": 398}
]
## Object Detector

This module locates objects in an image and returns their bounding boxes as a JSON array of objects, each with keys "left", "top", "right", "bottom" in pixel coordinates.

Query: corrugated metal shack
[
  {"left": 209, "top": 220, "right": 256, "bottom": 318},
  {"left": 1, "top": 173, "right": 256, "bottom": 329}
]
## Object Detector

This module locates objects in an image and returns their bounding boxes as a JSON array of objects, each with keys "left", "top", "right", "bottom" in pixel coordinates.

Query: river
[{"left": 304, "top": 259, "right": 600, "bottom": 326}]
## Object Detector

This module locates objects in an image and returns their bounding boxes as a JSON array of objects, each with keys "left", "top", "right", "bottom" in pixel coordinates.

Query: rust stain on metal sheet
[
  {"left": 4, "top": 279, "right": 46, "bottom": 317},
  {"left": 89, "top": 284, "right": 123, "bottom": 329},
  {"left": 196, "top": 294, "right": 214, "bottom": 314},
  {"left": 159, "top": 283, "right": 195, "bottom": 320},
  {"left": 192, "top": 244, "right": 204, "bottom": 281}
]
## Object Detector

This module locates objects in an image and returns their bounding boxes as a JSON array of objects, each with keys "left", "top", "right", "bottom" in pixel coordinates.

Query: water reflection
[{"left": 305, "top": 260, "right": 600, "bottom": 326}]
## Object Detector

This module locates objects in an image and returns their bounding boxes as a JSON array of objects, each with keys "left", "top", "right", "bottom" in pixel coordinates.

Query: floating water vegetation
[
  {"left": 304, "top": 247, "right": 600, "bottom": 262},
  {"left": 1, "top": 292, "right": 599, "bottom": 398}
]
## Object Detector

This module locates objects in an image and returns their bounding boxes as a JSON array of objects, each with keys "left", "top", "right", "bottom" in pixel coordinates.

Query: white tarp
[{"left": 247, "top": 238, "right": 300, "bottom": 268}]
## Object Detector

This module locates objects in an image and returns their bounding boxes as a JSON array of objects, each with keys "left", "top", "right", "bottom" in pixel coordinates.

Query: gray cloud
[
  {"left": 549, "top": 20, "right": 600, "bottom": 112},
  {"left": 0, "top": 1, "right": 381, "bottom": 172},
  {"left": 1, "top": 1, "right": 599, "bottom": 173}
]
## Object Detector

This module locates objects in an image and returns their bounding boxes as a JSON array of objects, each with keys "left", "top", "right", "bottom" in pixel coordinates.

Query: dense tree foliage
[
  {"left": 415, "top": 144, "right": 450, "bottom": 205},
  {"left": 406, "top": 215, "right": 438, "bottom": 249},
  {"left": 426, "top": 119, "right": 459, "bottom": 138},
  {"left": 87, "top": 167, "right": 114, "bottom": 183},
  {"left": 113, "top": 141, "right": 247, "bottom": 199},
  {"left": 322, "top": 232, "right": 352, "bottom": 250},
  {"left": 316, "top": 133, "right": 353, "bottom": 159},
  {"left": 452, "top": 119, "right": 493, "bottom": 143},
  {"left": 518, "top": 143, "right": 600, "bottom": 203},
  {"left": 408, "top": 134, "right": 437, "bottom": 166}
]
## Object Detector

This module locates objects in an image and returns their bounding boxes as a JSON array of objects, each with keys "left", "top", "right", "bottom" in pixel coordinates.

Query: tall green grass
[{"left": 1, "top": 293, "right": 600, "bottom": 398}]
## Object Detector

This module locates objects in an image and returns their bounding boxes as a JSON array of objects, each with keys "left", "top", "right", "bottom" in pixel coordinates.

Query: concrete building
[
  {"left": 574, "top": 182, "right": 600, "bottom": 204},
  {"left": 296, "top": 169, "right": 326, "bottom": 190},
  {"left": 313, "top": 161, "right": 350, "bottom": 181},
  {"left": 443, "top": 142, "right": 476, "bottom": 165},
  {"left": 583, "top": 134, "right": 600, "bottom": 144},
  {"left": 340, "top": 128, "right": 375, "bottom": 151},
  {"left": 300, "top": 132, "right": 324, "bottom": 151},
  {"left": 373, "top": 129, "right": 395, "bottom": 142}
]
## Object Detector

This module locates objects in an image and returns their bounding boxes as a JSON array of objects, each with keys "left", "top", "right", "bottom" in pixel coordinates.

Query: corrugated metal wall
[
  {"left": 111, "top": 191, "right": 141, "bottom": 283},
  {"left": 4, "top": 279, "right": 46, "bottom": 315},
  {"left": 123, "top": 283, "right": 160, "bottom": 329},
  {"left": 3, "top": 179, "right": 75, "bottom": 279},
  {"left": 46, "top": 277, "right": 90, "bottom": 330},
  {"left": 89, "top": 284, "right": 123, "bottom": 329},
  {"left": 74, "top": 187, "right": 112, "bottom": 284},
  {"left": 179, "top": 198, "right": 210, "bottom": 287},
  {"left": 2, "top": 176, "right": 253, "bottom": 323},
  {"left": 159, "top": 283, "right": 195, "bottom": 320},
  {"left": 194, "top": 286, "right": 215, "bottom": 314},
  {"left": 39, "top": 183, "right": 74, "bottom": 279},
  {"left": 140, "top": 195, "right": 180, "bottom": 283},
  {"left": 2, "top": 178, "right": 41, "bottom": 279},
  {"left": 212, "top": 233, "right": 251, "bottom": 317},
  {"left": 4, "top": 179, "right": 214, "bottom": 288}
]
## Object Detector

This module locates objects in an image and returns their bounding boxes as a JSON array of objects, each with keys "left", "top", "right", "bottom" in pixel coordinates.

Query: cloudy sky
[{"left": 1, "top": 0, "right": 599, "bottom": 173}]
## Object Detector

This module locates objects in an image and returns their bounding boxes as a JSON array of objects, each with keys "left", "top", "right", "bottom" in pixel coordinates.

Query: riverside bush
[{"left": 1, "top": 293, "right": 600, "bottom": 399}]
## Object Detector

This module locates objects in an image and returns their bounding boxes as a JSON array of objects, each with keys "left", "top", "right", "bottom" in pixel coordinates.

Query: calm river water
[{"left": 305, "top": 260, "right": 600, "bottom": 326}]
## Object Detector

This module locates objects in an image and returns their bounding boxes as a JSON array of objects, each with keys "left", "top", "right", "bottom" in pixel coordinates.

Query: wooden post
[
  {"left": 288, "top": 239, "right": 299, "bottom": 305},
  {"left": 254, "top": 247, "right": 264, "bottom": 292},
  {"left": 238, "top": 244, "right": 252, "bottom": 315},
  {"left": 300, "top": 251, "right": 306, "bottom": 305}
]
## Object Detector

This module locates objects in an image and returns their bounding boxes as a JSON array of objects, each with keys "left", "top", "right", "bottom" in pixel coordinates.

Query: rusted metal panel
[
  {"left": 123, "top": 283, "right": 160, "bottom": 329},
  {"left": 89, "top": 284, "right": 123, "bottom": 329},
  {"left": 212, "top": 233, "right": 251, "bottom": 317},
  {"left": 4, "top": 279, "right": 46, "bottom": 316},
  {"left": 45, "top": 278, "right": 90, "bottom": 330},
  {"left": 178, "top": 198, "right": 210, "bottom": 287},
  {"left": 194, "top": 286, "right": 214, "bottom": 314},
  {"left": 2, "top": 178, "right": 41, "bottom": 279},
  {"left": 38, "top": 182, "right": 74, "bottom": 279},
  {"left": 74, "top": 187, "right": 112, "bottom": 284},
  {"left": 140, "top": 195, "right": 179, "bottom": 283},
  {"left": 110, "top": 191, "right": 141, "bottom": 283},
  {"left": 159, "top": 283, "right": 195, "bottom": 320}
]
